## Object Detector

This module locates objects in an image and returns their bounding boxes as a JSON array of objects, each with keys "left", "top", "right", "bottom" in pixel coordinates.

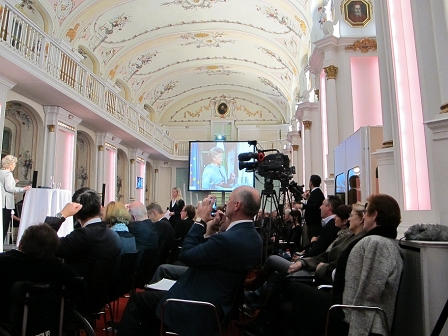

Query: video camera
[
  {"left": 288, "top": 181, "right": 304, "bottom": 202},
  {"left": 238, "top": 141, "right": 295, "bottom": 182}
]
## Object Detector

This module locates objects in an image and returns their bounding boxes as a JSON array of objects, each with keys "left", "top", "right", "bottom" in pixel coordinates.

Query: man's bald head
[{"left": 128, "top": 201, "right": 148, "bottom": 221}]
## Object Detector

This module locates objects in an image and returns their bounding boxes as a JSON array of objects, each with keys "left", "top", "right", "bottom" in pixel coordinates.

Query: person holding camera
[
  {"left": 297, "top": 175, "right": 325, "bottom": 240},
  {"left": 118, "top": 186, "right": 262, "bottom": 336}
]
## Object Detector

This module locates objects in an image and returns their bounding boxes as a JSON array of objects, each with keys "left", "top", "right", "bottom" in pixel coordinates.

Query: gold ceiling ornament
[
  {"left": 303, "top": 120, "right": 312, "bottom": 130},
  {"left": 345, "top": 38, "right": 377, "bottom": 53},
  {"left": 382, "top": 140, "right": 393, "bottom": 148},
  {"left": 323, "top": 65, "right": 338, "bottom": 80},
  {"left": 440, "top": 102, "right": 448, "bottom": 114}
]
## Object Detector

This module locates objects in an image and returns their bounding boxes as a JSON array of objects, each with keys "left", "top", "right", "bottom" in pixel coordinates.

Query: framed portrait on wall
[{"left": 342, "top": 0, "right": 372, "bottom": 27}]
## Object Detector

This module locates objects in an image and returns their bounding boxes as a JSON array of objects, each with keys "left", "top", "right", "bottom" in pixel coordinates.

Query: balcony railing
[{"left": 0, "top": 1, "right": 176, "bottom": 156}]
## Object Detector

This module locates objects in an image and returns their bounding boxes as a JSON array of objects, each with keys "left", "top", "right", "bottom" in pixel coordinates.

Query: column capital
[
  {"left": 303, "top": 120, "right": 312, "bottom": 130},
  {"left": 440, "top": 102, "right": 448, "bottom": 114},
  {"left": 130, "top": 159, "right": 135, "bottom": 164},
  {"left": 47, "top": 125, "right": 55, "bottom": 132},
  {"left": 292, "top": 145, "right": 299, "bottom": 151},
  {"left": 323, "top": 65, "right": 338, "bottom": 80},
  {"left": 98, "top": 145, "right": 104, "bottom": 151}
]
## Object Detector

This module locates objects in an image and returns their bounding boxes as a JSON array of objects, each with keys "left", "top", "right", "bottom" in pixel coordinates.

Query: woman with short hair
[
  {"left": 103, "top": 201, "right": 136, "bottom": 255},
  {"left": 0, "top": 155, "right": 31, "bottom": 240}
]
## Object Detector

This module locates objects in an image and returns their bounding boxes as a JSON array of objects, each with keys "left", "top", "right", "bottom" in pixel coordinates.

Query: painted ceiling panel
[{"left": 36, "top": 0, "right": 310, "bottom": 126}]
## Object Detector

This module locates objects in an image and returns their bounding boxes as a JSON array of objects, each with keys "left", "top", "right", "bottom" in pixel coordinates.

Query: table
[{"left": 17, "top": 188, "right": 73, "bottom": 245}]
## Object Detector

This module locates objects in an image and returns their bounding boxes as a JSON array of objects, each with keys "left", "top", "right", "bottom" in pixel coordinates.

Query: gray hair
[
  {"left": 146, "top": 202, "right": 163, "bottom": 215},
  {"left": 1, "top": 155, "right": 18, "bottom": 169}
]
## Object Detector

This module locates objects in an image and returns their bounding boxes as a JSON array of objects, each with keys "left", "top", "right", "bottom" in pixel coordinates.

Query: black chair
[
  {"left": 6, "top": 280, "right": 95, "bottom": 336},
  {"left": 160, "top": 299, "right": 223, "bottom": 336},
  {"left": 134, "top": 242, "right": 171, "bottom": 289},
  {"left": 9, "top": 281, "right": 60, "bottom": 336},
  {"left": 324, "top": 305, "right": 391, "bottom": 336},
  {"left": 159, "top": 272, "right": 247, "bottom": 336},
  {"left": 109, "top": 251, "right": 140, "bottom": 301},
  {"left": 107, "top": 251, "right": 140, "bottom": 330}
]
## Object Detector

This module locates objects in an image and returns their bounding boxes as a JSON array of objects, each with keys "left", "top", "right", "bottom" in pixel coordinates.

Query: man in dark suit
[
  {"left": 44, "top": 188, "right": 121, "bottom": 278},
  {"left": 299, "top": 175, "right": 325, "bottom": 239},
  {"left": 118, "top": 186, "right": 263, "bottom": 336},
  {"left": 146, "top": 202, "right": 175, "bottom": 249},
  {"left": 302, "top": 195, "right": 342, "bottom": 258},
  {"left": 128, "top": 201, "right": 158, "bottom": 251},
  {"left": 174, "top": 204, "right": 195, "bottom": 243},
  {"left": 44, "top": 188, "right": 121, "bottom": 314}
]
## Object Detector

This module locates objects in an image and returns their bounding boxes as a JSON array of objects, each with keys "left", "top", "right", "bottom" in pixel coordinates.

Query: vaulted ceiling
[{"left": 29, "top": 0, "right": 311, "bottom": 127}]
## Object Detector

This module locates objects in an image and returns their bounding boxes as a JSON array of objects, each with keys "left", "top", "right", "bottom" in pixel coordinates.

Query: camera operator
[{"left": 297, "top": 175, "right": 325, "bottom": 240}]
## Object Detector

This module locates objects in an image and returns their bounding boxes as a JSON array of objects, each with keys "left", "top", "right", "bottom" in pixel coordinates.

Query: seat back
[
  {"left": 160, "top": 299, "right": 223, "bottom": 336},
  {"left": 134, "top": 247, "right": 159, "bottom": 289},
  {"left": 134, "top": 242, "right": 171, "bottom": 289},
  {"left": 9, "top": 281, "right": 62, "bottom": 336},
  {"left": 324, "top": 304, "right": 391, "bottom": 336},
  {"left": 109, "top": 251, "right": 139, "bottom": 301},
  {"left": 81, "top": 257, "right": 118, "bottom": 316}
]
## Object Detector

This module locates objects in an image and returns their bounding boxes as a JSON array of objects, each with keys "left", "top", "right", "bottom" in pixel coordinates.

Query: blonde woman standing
[
  {"left": 0, "top": 155, "right": 31, "bottom": 240},
  {"left": 168, "top": 187, "right": 185, "bottom": 228}
]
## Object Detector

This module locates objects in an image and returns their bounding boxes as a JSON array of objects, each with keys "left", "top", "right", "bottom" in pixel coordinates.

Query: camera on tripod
[
  {"left": 237, "top": 141, "right": 295, "bottom": 182},
  {"left": 288, "top": 181, "right": 305, "bottom": 202}
]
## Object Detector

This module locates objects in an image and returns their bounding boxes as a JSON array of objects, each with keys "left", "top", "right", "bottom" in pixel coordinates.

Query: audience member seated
[
  {"left": 103, "top": 201, "right": 137, "bottom": 255},
  {"left": 174, "top": 204, "right": 195, "bottom": 243},
  {"left": 45, "top": 188, "right": 121, "bottom": 315},
  {"left": 128, "top": 201, "right": 159, "bottom": 269},
  {"left": 301, "top": 195, "right": 343, "bottom": 258},
  {"left": 249, "top": 194, "right": 403, "bottom": 336},
  {"left": 128, "top": 201, "right": 158, "bottom": 252},
  {"left": 146, "top": 202, "right": 175, "bottom": 252},
  {"left": 0, "top": 223, "right": 82, "bottom": 330},
  {"left": 118, "top": 186, "right": 263, "bottom": 336}
]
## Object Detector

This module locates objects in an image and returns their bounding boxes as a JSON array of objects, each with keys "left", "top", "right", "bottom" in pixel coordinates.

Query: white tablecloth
[{"left": 17, "top": 188, "right": 73, "bottom": 245}]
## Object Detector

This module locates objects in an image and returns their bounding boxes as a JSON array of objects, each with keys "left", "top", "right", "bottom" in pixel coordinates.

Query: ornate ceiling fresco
[{"left": 30, "top": 0, "right": 311, "bottom": 126}]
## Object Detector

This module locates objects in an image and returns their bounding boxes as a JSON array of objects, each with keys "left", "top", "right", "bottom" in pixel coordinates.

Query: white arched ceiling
[{"left": 43, "top": 0, "right": 311, "bottom": 126}]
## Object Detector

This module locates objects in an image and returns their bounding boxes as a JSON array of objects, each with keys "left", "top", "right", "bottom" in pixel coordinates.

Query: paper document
[
  {"left": 144, "top": 278, "right": 176, "bottom": 291},
  {"left": 164, "top": 210, "right": 171, "bottom": 219}
]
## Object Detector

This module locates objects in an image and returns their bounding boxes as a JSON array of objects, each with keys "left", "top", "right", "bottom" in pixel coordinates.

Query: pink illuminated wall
[
  {"left": 387, "top": 0, "right": 431, "bottom": 210},
  {"left": 136, "top": 161, "right": 145, "bottom": 202},
  {"left": 320, "top": 70, "right": 328, "bottom": 179},
  {"left": 104, "top": 148, "right": 116, "bottom": 204},
  {"left": 55, "top": 130, "right": 74, "bottom": 190},
  {"left": 350, "top": 57, "right": 383, "bottom": 131}
]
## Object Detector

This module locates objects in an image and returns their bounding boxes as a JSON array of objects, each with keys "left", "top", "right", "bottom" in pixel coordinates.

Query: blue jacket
[{"left": 157, "top": 221, "right": 262, "bottom": 335}]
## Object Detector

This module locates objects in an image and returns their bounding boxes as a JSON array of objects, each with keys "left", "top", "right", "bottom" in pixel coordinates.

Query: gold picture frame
[{"left": 342, "top": 0, "right": 372, "bottom": 27}]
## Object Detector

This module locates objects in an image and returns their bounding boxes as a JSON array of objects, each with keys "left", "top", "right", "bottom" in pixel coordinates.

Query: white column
[
  {"left": 323, "top": 65, "right": 338, "bottom": 180},
  {"left": 129, "top": 158, "right": 136, "bottom": 202},
  {"left": 96, "top": 133, "right": 106, "bottom": 196},
  {"left": 0, "top": 77, "right": 16, "bottom": 153},
  {"left": 374, "top": 0, "right": 396, "bottom": 147},
  {"left": 303, "top": 120, "right": 312, "bottom": 180},
  {"left": 0, "top": 76, "right": 15, "bottom": 253},
  {"left": 287, "top": 131, "right": 302, "bottom": 183},
  {"left": 128, "top": 148, "right": 138, "bottom": 202}
]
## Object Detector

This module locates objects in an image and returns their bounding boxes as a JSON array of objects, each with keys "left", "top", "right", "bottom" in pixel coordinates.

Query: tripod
[{"left": 259, "top": 178, "right": 292, "bottom": 261}]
